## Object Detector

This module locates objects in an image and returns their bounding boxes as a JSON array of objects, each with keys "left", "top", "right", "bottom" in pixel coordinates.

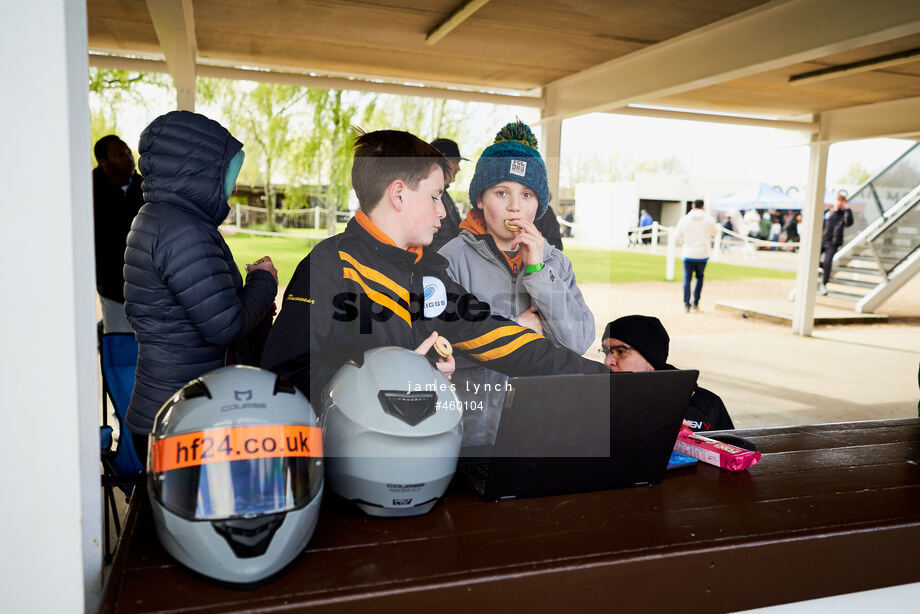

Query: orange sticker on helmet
[{"left": 152, "top": 425, "right": 323, "bottom": 473}]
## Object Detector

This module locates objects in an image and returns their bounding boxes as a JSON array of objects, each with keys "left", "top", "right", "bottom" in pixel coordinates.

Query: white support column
[
  {"left": 540, "top": 118, "right": 562, "bottom": 214},
  {"left": 540, "top": 92, "right": 562, "bottom": 219},
  {"left": 792, "top": 117, "right": 829, "bottom": 336},
  {"left": 0, "top": 1, "right": 100, "bottom": 612},
  {"left": 146, "top": 0, "right": 198, "bottom": 111}
]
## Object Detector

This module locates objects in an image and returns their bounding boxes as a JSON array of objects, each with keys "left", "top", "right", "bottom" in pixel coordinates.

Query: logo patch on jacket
[
  {"left": 510, "top": 159, "right": 527, "bottom": 177},
  {"left": 422, "top": 276, "right": 448, "bottom": 318},
  {"left": 286, "top": 293, "right": 315, "bottom": 304}
]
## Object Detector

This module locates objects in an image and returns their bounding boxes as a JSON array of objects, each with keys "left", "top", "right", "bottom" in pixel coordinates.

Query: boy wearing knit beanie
[
  {"left": 601, "top": 315, "right": 734, "bottom": 432},
  {"left": 439, "top": 121, "right": 596, "bottom": 447}
]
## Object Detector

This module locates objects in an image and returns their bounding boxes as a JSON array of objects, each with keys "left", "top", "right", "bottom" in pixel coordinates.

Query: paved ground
[{"left": 580, "top": 268, "right": 920, "bottom": 429}]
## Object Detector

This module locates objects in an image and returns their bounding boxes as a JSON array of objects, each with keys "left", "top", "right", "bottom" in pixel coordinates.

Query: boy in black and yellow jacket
[{"left": 262, "top": 130, "right": 607, "bottom": 404}]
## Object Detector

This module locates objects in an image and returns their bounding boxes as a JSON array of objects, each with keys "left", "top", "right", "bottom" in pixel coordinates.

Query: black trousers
[{"left": 821, "top": 241, "right": 837, "bottom": 284}]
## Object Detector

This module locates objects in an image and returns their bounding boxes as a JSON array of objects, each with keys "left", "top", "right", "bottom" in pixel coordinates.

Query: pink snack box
[{"left": 673, "top": 427, "right": 761, "bottom": 472}]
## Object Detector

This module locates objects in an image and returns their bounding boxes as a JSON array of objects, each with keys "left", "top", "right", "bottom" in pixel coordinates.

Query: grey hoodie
[{"left": 440, "top": 229, "right": 595, "bottom": 445}]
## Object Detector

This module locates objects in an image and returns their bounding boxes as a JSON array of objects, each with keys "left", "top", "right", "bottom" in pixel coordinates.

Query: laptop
[{"left": 459, "top": 370, "right": 699, "bottom": 501}]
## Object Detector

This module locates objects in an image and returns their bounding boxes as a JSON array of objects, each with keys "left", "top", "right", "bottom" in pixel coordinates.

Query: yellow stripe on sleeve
[
  {"left": 453, "top": 325, "right": 530, "bottom": 351},
  {"left": 339, "top": 251, "right": 410, "bottom": 305},
  {"left": 470, "top": 333, "right": 542, "bottom": 361},
  {"left": 343, "top": 268, "right": 412, "bottom": 327}
]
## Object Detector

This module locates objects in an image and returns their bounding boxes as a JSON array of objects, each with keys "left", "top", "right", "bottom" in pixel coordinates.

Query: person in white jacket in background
[{"left": 674, "top": 199, "right": 719, "bottom": 312}]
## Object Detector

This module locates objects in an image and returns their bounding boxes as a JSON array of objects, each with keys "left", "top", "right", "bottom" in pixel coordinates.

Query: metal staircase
[{"left": 825, "top": 143, "right": 920, "bottom": 312}]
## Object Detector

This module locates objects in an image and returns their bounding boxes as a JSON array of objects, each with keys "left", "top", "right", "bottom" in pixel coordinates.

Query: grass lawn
[
  {"left": 224, "top": 233, "right": 795, "bottom": 287},
  {"left": 565, "top": 247, "right": 796, "bottom": 284},
  {"left": 225, "top": 234, "right": 320, "bottom": 286}
]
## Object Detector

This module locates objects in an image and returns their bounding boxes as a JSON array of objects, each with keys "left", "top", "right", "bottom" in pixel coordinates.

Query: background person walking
[
  {"left": 818, "top": 193, "right": 854, "bottom": 295},
  {"left": 675, "top": 199, "right": 718, "bottom": 312},
  {"left": 638, "top": 208, "right": 653, "bottom": 244}
]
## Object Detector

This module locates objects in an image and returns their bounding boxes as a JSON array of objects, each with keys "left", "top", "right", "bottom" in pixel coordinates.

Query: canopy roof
[
  {"left": 87, "top": 0, "right": 920, "bottom": 140},
  {"left": 711, "top": 182, "right": 803, "bottom": 211}
]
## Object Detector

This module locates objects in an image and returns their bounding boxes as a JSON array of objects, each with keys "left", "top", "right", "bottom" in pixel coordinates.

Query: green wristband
[{"left": 524, "top": 262, "right": 545, "bottom": 274}]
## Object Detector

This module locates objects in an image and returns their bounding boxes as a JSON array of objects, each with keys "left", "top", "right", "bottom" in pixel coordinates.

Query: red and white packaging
[{"left": 673, "top": 426, "right": 761, "bottom": 472}]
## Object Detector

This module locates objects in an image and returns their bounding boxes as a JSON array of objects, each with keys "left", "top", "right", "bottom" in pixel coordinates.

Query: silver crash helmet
[
  {"left": 322, "top": 347, "right": 462, "bottom": 517},
  {"left": 147, "top": 365, "right": 323, "bottom": 585}
]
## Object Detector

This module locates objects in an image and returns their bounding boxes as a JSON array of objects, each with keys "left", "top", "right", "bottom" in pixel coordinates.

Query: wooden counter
[{"left": 101, "top": 419, "right": 920, "bottom": 613}]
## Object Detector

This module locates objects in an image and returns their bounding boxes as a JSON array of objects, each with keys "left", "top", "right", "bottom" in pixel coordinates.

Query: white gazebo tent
[
  {"left": 5, "top": 1, "right": 920, "bottom": 611},
  {"left": 710, "top": 182, "right": 805, "bottom": 211}
]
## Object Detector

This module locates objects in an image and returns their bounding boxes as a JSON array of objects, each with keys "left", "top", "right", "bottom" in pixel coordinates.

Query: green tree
[
  {"left": 200, "top": 79, "right": 309, "bottom": 231},
  {"left": 284, "top": 89, "right": 377, "bottom": 234},
  {"left": 635, "top": 155, "right": 686, "bottom": 177},
  {"left": 89, "top": 107, "right": 119, "bottom": 165},
  {"left": 89, "top": 68, "right": 169, "bottom": 102},
  {"left": 837, "top": 162, "right": 872, "bottom": 186},
  {"left": 88, "top": 68, "right": 169, "bottom": 163},
  {"left": 559, "top": 151, "right": 688, "bottom": 199},
  {"left": 363, "top": 96, "right": 497, "bottom": 208}
]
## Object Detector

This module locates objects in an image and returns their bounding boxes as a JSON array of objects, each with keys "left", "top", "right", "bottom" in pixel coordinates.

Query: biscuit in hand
[{"left": 433, "top": 336, "right": 452, "bottom": 358}]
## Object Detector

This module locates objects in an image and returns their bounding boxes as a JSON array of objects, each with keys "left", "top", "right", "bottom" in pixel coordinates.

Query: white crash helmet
[
  {"left": 321, "top": 347, "right": 462, "bottom": 517},
  {"left": 147, "top": 365, "right": 323, "bottom": 585}
]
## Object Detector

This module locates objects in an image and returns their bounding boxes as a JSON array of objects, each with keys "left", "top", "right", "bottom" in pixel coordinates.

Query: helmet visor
[{"left": 149, "top": 424, "right": 323, "bottom": 520}]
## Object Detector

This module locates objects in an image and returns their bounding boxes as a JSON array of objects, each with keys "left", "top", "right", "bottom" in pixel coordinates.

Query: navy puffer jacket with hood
[{"left": 124, "top": 111, "right": 277, "bottom": 434}]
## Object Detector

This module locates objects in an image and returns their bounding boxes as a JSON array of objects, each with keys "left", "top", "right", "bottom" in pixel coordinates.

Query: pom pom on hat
[
  {"left": 494, "top": 120, "right": 539, "bottom": 150},
  {"left": 468, "top": 120, "right": 549, "bottom": 219}
]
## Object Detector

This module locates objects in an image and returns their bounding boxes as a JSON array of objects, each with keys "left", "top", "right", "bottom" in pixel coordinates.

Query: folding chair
[{"left": 98, "top": 322, "right": 144, "bottom": 563}]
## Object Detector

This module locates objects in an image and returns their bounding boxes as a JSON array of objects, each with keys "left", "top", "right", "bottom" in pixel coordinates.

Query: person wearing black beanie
[{"left": 601, "top": 315, "right": 734, "bottom": 432}]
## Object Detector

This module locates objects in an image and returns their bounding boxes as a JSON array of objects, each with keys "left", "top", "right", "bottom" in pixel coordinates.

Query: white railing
[
  {"left": 225, "top": 204, "right": 354, "bottom": 235},
  {"left": 627, "top": 222, "right": 797, "bottom": 280}
]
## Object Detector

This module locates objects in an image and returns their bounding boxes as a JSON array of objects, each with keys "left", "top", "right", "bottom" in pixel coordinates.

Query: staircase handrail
[
  {"left": 846, "top": 142, "right": 920, "bottom": 209},
  {"left": 835, "top": 183, "right": 920, "bottom": 263}
]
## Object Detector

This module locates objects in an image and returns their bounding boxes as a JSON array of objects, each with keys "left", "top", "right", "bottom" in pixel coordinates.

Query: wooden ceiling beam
[
  {"left": 789, "top": 47, "right": 920, "bottom": 86},
  {"left": 88, "top": 53, "right": 543, "bottom": 108},
  {"left": 145, "top": 0, "right": 197, "bottom": 110},
  {"left": 543, "top": 0, "right": 920, "bottom": 121},
  {"left": 425, "top": 0, "right": 491, "bottom": 46},
  {"left": 822, "top": 95, "right": 920, "bottom": 142},
  {"left": 607, "top": 105, "right": 818, "bottom": 133}
]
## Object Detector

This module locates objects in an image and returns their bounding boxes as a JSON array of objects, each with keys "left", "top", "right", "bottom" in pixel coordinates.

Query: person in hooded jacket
[
  {"left": 439, "top": 121, "right": 595, "bottom": 446},
  {"left": 674, "top": 199, "right": 719, "bottom": 312},
  {"left": 124, "top": 111, "right": 278, "bottom": 456}
]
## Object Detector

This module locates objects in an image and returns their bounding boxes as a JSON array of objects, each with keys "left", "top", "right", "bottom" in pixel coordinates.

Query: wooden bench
[{"left": 101, "top": 419, "right": 920, "bottom": 613}]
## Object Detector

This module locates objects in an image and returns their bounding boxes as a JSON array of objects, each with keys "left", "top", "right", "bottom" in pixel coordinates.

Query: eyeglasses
[{"left": 598, "top": 345, "right": 633, "bottom": 358}]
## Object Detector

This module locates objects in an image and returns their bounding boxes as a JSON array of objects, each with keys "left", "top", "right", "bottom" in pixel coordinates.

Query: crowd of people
[{"left": 104, "top": 110, "right": 872, "bottom": 456}]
